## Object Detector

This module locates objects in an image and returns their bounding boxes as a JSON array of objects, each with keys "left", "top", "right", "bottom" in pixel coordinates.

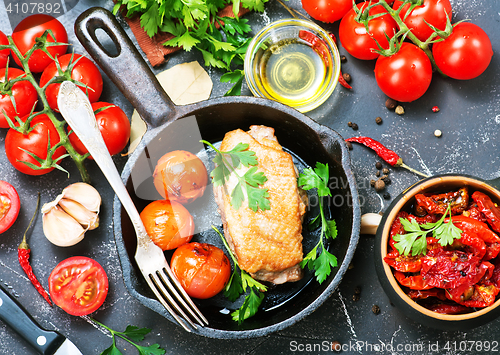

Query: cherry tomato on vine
[
  {"left": 393, "top": 0, "right": 452, "bottom": 42},
  {"left": 153, "top": 150, "right": 208, "bottom": 204},
  {"left": 40, "top": 53, "right": 103, "bottom": 112},
  {"left": 374, "top": 43, "right": 432, "bottom": 102},
  {"left": 171, "top": 242, "right": 231, "bottom": 299},
  {"left": 0, "top": 31, "right": 10, "bottom": 68},
  {"left": 339, "top": 2, "right": 398, "bottom": 60},
  {"left": 68, "top": 102, "right": 130, "bottom": 158},
  {"left": 432, "top": 22, "right": 493, "bottom": 80},
  {"left": 12, "top": 14, "right": 68, "bottom": 73},
  {"left": 5, "top": 113, "right": 66, "bottom": 175},
  {"left": 0, "top": 181, "right": 20, "bottom": 234},
  {"left": 140, "top": 199, "right": 194, "bottom": 250},
  {"left": 48, "top": 256, "right": 109, "bottom": 316},
  {"left": 0, "top": 67, "right": 38, "bottom": 128},
  {"left": 301, "top": 0, "right": 352, "bottom": 23}
]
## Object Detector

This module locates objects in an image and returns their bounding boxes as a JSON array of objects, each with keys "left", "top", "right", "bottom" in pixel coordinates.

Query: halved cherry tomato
[
  {"left": 48, "top": 256, "right": 108, "bottom": 316},
  {"left": 171, "top": 242, "right": 231, "bottom": 299},
  {"left": 153, "top": 151, "right": 207, "bottom": 204},
  {"left": 0, "top": 181, "right": 20, "bottom": 234},
  {"left": 39, "top": 53, "right": 103, "bottom": 112},
  {"left": 0, "top": 67, "right": 38, "bottom": 129},
  {"left": 12, "top": 14, "right": 68, "bottom": 73},
  {"left": 140, "top": 199, "right": 194, "bottom": 250}
]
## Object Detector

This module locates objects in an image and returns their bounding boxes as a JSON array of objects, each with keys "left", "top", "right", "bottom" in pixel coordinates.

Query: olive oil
[{"left": 258, "top": 39, "right": 327, "bottom": 106}]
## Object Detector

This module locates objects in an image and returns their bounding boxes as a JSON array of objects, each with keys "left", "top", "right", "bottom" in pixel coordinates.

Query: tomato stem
[{"left": 3, "top": 33, "right": 91, "bottom": 183}]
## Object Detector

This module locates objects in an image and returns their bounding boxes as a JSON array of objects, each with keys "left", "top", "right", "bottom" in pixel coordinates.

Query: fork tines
[{"left": 146, "top": 265, "right": 208, "bottom": 332}]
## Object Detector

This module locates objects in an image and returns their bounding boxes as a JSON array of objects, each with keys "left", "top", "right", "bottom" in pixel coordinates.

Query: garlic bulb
[{"left": 42, "top": 182, "right": 101, "bottom": 246}]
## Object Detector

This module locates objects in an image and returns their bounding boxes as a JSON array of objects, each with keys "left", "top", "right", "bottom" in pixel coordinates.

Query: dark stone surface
[{"left": 1, "top": 0, "right": 500, "bottom": 354}]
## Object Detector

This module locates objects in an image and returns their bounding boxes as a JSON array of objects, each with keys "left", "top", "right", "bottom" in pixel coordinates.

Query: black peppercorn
[
  {"left": 375, "top": 116, "right": 383, "bottom": 125},
  {"left": 351, "top": 123, "right": 358, "bottom": 130},
  {"left": 383, "top": 192, "right": 391, "bottom": 200},
  {"left": 372, "top": 305, "right": 381, "bottom": 315},
  {"left": 382, "top": 168, "right": 389, "bottom": 175},
  {"left": 347, "top": 121, "right": 352, "bottom": 127},
  {"left": 340, "top": 55, "right": 347, "bottom": 63},
  {"left": 375, "top": 161, "right": 382, "bottom": 169},
  {"left": 385, "top": 98, "right": 397, "bottom": 110}
]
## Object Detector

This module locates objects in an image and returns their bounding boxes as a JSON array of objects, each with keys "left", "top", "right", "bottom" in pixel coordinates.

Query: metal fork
[{"left": 57, "top": 81, "right": 208, "bottom": 332}]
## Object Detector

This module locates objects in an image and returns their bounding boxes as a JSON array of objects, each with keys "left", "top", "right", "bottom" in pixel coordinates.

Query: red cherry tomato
[
  {"left": 0, "top": 181, "right": 20, "bottom": 234},
  {"left": 153, "top": 150, "right": 208, "bottom": 204},
  {"left": 432, "top": 22, "right": 493, "bottom": 80},
  {"left": 393, "top": 0, "right": 452, "bottom": 42},
  {"left": 301, "top": 0, "right": 352, "bottom": 23},
  {"left": 48, "top": 256, "right": 109, "bottom": 316},
  {"left": 5, "top": 113, "right": 66, "bottom": 175},
  {"left": 171, "top": 242, "right": 231, "bottom": 299},
  {"left": 0, "top": 67, "right": 38, "bottom": 128},
  {"left": 374, "top": 43, "right": 432, "bottom": 102},
  {"left": 339, "top": 2, "right": 398, "bottom": 60},
  {"left": 140, "top": 200, "right": 194, "bottom": 250},
  {"left": 39, "top": 54, "right": 103, "bottom": 112},
  {"left": 12, "top": 14, "right": 68, "bottom": 73},
  {"left": 68, "top": 102, "right": 130, "bottom": 158},
  {"left": 0, "top": 31, "right": 10, "bottom": 68}
]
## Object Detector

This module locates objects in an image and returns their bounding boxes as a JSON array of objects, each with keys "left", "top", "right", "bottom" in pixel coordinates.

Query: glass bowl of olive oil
[{"left": 244, "top": 19, "right": 341, "bottom": 113}]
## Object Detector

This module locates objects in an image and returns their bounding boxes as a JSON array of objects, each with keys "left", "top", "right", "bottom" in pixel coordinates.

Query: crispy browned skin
[{"left": 213, "top": 125, "right": 307, "bottom": 284}]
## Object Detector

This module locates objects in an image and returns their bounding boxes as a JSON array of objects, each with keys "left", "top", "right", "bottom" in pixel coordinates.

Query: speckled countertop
[{"left": 1, "top": 0, "right": 500, "bottom": 354}]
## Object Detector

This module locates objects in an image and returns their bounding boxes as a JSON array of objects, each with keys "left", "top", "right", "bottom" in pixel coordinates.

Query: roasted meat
[{"left": 213, "top": 125, "right": 307, "bottom": 284}]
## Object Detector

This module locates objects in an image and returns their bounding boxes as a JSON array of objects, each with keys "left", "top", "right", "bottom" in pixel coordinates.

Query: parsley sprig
[
  {"left": 202, "top": 140, "right": 270, "bottom": 212},
  {"left": 298, "top": 162, "right": 338, "bottom": 284},
  {"left": 213, "top": 226, "right": 267, "bottom": 323},
  {"left": 113, "top": 0, "right": 269, "bottom": 95},
  {"left": 393, "top": 205, "right": 463, "bottom": 256},
  {"left": 90, "top": 318, "right": 166, "bottom": 355}
]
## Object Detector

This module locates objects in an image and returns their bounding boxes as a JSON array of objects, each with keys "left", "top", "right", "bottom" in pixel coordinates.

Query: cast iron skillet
[
  {"left": 374, "top": 174, "right": 500, "bottom": 331},
  {"left": 75, "top": 7, "right": 361, "bottom": 339}
]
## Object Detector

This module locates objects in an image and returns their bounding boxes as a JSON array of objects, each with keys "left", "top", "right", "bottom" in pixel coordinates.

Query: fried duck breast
[{"left": 213, "top": 125, "right": 307, "bottom": 284}]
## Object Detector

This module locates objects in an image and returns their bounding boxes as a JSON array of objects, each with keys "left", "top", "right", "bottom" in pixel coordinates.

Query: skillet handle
[{"left": 74, "top": 7, "right": 175, "bottom": 128}]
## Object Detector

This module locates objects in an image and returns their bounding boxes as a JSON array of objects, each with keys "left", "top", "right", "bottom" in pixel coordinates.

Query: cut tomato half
[
  {"left": 0, "top": 181, "right": 21, "bottom": 234},
  {"left": 49, "top": 256, "right": 108, "bottom": 316}
]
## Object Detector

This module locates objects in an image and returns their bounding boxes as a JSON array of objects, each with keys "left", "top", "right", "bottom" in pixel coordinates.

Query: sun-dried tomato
[
  {"left": 414, "top": 187, "right": 469, "bottom": 216},
  {"left": 384, "top": 250, "right": 422, "bottom": 273},
  {"left": 394, "top": 271, "right": 433, "bottom": 290},
  {"left": 472, "top": 191, "right": 500, "bottom": 234},
  {"left": 426, "top": 303, "right": 471, "bottom": 314},
  {"left": 407, "top": 288, "right": 446, "bottom": 301}
]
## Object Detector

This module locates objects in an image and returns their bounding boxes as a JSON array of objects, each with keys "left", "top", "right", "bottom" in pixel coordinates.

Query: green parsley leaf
[
  {"left": 113, "top": 0, "right": 270, "bottom": 95},
  {"left": 90, "top": 318, "right": 166, "bottom": 355},
  {"left": 393, "top": 205, "right": 463, "bottom": 256},
  {"left": 298, "top": 162, "right": 338, "bottom": 284},
  {"left": 213, "top": 226, "right": 267, "bottom": 323},
  {"left": 203, "top": 140, "right": 270, "bottom": 212}
]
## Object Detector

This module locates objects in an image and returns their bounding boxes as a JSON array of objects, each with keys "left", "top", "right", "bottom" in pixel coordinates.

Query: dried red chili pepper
[
  {"left": 328, "top": 32, "right": 352, "bottom": 90},
  {"left": 18, "top": 193, "right": 52, "bottom": 306},
  {"left": 346, "top": 136, "right": 429, "bottom": 178}
]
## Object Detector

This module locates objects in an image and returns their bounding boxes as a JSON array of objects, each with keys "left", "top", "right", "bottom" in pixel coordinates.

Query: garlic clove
[
  {"left": 360, "top": 213, "right": 383, "bottom": 235},
  {"left": 58, "top": 198, "right": 99, "bottom": 230},
  {"left": 61, "top": 182, "right": 101, "bottom": 213},
  {"left": 42, "top": 205, "right": 86, "bottom": 247}
]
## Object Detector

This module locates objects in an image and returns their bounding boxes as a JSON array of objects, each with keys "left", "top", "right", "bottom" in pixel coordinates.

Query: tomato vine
[{"left": 0, "top": 32, "right": 92, "bottom": 182}]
